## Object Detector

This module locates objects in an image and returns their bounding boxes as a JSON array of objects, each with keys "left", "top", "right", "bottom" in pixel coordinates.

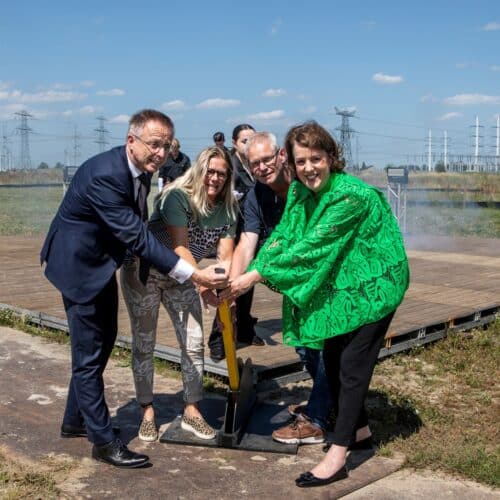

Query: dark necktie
[
  {"left": 137, "top": 172, "right": 151, "bottom": 221},
  {"left": 136, "top": 173, "right": 151, "bottom": 283}
]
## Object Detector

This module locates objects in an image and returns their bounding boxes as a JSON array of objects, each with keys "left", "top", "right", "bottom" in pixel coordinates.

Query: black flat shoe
[
  {"left": 322, "top": 436, "right": 374, "bottom": 452},
  {"left": 349, "top": 436, "right": 374, "bottom": 450},
  {"left": 295, "top": 466, "right": 348, "bottom": 488},
  {"left": 92, "top": 438, "right": 149, "bottom": 468}
]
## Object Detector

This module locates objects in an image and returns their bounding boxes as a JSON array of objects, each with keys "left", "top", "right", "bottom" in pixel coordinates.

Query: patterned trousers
[{"left": 120, "top": 259, "right": 205, "bottom": 405}]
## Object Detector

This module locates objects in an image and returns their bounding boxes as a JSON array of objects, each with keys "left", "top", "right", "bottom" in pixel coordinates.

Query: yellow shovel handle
[{"left": 218, "top": 299, "right": 240, "bottom": 391}]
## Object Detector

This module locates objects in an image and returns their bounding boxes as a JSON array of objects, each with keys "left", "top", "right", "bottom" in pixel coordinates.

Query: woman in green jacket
[{"left": 223, "top": 121, "right": 409, "bottom": 488}]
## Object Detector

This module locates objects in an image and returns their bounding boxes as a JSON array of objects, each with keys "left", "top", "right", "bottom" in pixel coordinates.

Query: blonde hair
[{"left": 160, "top": 146, "right": 237, "bottom": 221}]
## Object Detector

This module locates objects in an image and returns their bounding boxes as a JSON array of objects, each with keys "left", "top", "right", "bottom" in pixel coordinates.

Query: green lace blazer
[{"left": 248, "top": 173, "right": 409, "bottom": 349}]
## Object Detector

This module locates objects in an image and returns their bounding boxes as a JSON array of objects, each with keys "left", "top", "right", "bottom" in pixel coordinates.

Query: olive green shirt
[{"left": 249, "top": 173, "right": 410, "bottom": 349}]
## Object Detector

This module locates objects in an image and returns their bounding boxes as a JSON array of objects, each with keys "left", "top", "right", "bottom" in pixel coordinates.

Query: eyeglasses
[
  {"left": 132, "top": 134, "right": 171, "bottom": 154},
  {"left": 206, "top": 168, "right": 228, "bottom": 180},
  {"left": 249, "top": 151, "right": 278, "bottom": 170}
]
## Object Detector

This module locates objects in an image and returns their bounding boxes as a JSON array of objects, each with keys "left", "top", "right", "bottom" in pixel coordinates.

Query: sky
[{"left": 1, "top": 0, "right": 500, "bottom": 169}]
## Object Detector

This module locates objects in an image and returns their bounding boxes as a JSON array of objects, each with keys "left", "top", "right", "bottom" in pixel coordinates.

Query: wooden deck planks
[{"left": 0, "top": 235, "right": 498, "bottom": 372}]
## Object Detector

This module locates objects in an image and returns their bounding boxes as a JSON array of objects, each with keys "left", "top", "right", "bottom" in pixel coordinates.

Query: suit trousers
[
  {"left": 323, "top": 311, "right": 395, "bottom": 447},
  {"left": 62, "top": 276, "right": 118, "bottom": 446}
]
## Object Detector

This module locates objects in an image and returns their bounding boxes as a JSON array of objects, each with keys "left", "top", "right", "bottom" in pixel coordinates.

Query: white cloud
[
  {"left": 437, "top": 112, "right": 463, "bottom": 121},
  {"left": 490, "top": 65, "right": 500, "bottom": 72},
  {"left": 196, "top": 98, "right": 240, "bottom": 109},
  {"left": 443, "top": 93, "right": 500, "bottom": 105},
  {"left": 482, "top": 21, "right": 500, "bottom": 31},
  {"left": 0, "top": 81, "right": 12, "bottom": 91},
  {"left": 372, "top": 72, "right": 404, "bottom": 84},
  {"left": 79, "top": 105, "right": 102, "bottom": 114},
  {"left": 60, "top": 105, "right": 103, "bottom": 117},
  {"left": 271, "top": 18, "right": 282, "bottom": 35},
  {"left": 0, "top": 89, "right": 87, "bottom": 103},
  {"left": 247, "top": 109, "right": 285, "bottom": 121},
  {"left": 161, "top": 99, "right": 186, "bottom": 111},
  {"left": 49, "top": 82, "right": 73, "bottom": 90},
  {"left": 455, "top": 62, "right": 470, "bottom": 69},
  {"left": 96, "top": 88, "right": 125, "bottom": 96},
  {"left": 80, "top": 80, "right": 95, "bottom": 87},
  {"left": 262, "top": 88, "right": 287, "bottom": 97},
  {"left": 110, "top": 114, "right": 130, "bottom": 123}
]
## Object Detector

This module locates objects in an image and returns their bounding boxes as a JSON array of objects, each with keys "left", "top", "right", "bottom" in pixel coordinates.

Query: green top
[
  {"left": 249, "top": 172, "right": 410, "bottom": 349},
  {"left": 148, "top": 188, "right": 236, "bottom": 262}
]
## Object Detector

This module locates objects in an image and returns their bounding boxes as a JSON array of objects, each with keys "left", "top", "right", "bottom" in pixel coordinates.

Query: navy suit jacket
[{"left": 41, "top": 146, "right": 180, "bottom": 303}]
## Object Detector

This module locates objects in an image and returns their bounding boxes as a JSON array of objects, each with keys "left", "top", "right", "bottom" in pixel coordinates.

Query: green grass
[
  {"left": 0, "top": 451, "right": 61, "bottom": 499},
  {"left": 1, "top": 173, "right": 498, "bottom": 237},
  {"left": 371, "top": 320, "right": 500, "bottom": 487},
  {"left": 0, "top": 186, "right": 63, "bottom": 236}
]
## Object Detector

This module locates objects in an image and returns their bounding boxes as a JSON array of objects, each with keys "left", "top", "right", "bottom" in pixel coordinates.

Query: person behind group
[
  {"left": 40, "top": 109, "right": 228, "bottom": 468},
  {"left": 230, "top": 123, "right": 256, "bottom": 201},
  {"left": 212, "top": 131, "right": 229, "bottom": 152},
  {"left": 227, "top": 131, "right": 333, "bottom": 444},
  {"left": 223, "top": 121, "right": 409, "bottom": 488},
  {"left": 208, "top": 123, "right": 265, "bottom": 360},
  {"left": 121, "top": 146, "right": 238, "bottom": 442},
  {"left": 158, "top": 137, "right": 191, "bottom": 186}
]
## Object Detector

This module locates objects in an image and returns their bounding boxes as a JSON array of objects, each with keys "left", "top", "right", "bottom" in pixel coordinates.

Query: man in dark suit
[{"left": 41, "top": 109, "right": 227, "bottom": 468}]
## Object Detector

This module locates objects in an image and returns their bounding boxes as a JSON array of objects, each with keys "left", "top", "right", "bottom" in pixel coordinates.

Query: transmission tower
[
  {"left": 1, "top": 127, "right": 13, "bottom": 171},
  {"left": 15, "top": 110, "right": 33, "bottom": 170},
  {"left": 492, "top": 116, "right": 499, "bottom": 173},
  {"left": 335, "top": 107, "right": 356, "bottom": 169},
  {"left": 72, "top": 125, "right": 81, "bottom": 166},
  {"left": 94, "top": 115, "right": 109, "bottom": 153},
  {"left": 469, "top": 115, "right": 483, "bottom": 171}
]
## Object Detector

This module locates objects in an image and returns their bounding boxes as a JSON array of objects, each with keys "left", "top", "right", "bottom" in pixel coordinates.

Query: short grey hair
[{"left": 244, "top": 131, "right": 279, "bottom": 157}]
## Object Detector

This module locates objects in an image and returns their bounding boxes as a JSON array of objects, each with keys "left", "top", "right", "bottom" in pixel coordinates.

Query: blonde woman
[{"left": 121, "top": 146, "right": 237, "bottom": 441}]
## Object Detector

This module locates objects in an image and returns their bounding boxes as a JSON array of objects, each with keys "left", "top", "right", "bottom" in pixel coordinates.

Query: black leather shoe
[
  {"left": 61, "top": 423, "right": 120, "bottom": 439},
  {"left": 61, "top": 423, "right": 87, "bottom": 438},
  {"left": 92, "top": 438, "right": 149, "bottom": 468},
  {"left": 295, "top": 466, "right": 348, "bottom": 488}
]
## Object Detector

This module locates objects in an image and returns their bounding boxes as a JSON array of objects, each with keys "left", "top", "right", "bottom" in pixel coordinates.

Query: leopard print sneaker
[
  {"left": 181, "top": 414, "right": 216, "bottom": 440},
  {"left": 138, "top": 417, "right": 158, "bottom": 442}
]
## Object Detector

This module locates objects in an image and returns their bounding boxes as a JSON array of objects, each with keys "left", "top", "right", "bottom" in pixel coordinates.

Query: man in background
[{"left": 158, "top": 137, "right": 191, "bottom": 185}]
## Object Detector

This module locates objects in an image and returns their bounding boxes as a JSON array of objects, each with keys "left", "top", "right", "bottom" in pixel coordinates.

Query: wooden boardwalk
[{"left": 0, "top": 234, "right": 498, "bottom": 379}]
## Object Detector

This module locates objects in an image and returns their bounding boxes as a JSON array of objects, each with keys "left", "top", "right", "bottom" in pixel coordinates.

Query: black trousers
[
  {"left": 323, "top": 311, "right": 395, "bottom": 447},
  {"left": 62, "top": 276, "right": 118, "bottom": 446}
]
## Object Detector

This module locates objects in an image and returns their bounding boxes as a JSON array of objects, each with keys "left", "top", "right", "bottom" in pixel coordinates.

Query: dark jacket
[
  {"left": 231, "top": 151, "right": 255, "bottom": 199},
  {"left": 40, "top": 146, "right": 179, "bottom": 303}
]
